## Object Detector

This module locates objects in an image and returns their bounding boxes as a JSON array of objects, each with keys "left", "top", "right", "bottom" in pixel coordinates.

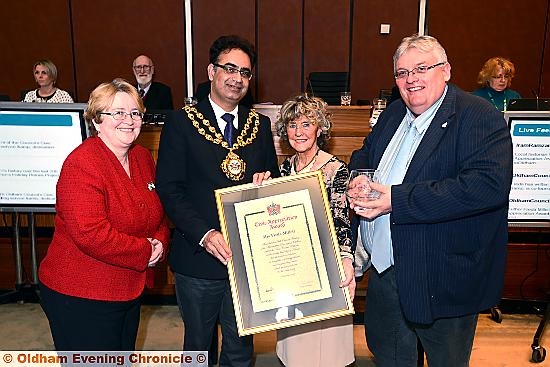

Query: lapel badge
[
  {"left": 147, "top": 182, "right": 155, "bottom": 191},
  {"left": 441, "top": 122, "right": 448, "bottom": 128}
]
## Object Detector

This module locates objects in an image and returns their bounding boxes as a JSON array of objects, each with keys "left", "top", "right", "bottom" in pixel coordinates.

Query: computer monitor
[
  {"left": 507, "top": 98, "right": 550, "bottom": 111},
  {"left": 504, "top": 110, "right": 550, "bottom": 228},
  {"left": 0, "top": 102, "right": 88, "bottom": 211}
]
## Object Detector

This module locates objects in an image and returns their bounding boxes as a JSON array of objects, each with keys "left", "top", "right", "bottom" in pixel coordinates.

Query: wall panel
[
  {"left": 256, "top": 1, "right": 303, "bottom": 103},
  {"left": 0, "top": 0, "right": 75, "bottom": 102},
  {"left": 428, "top": 0, "right": 547, "bottom": 97},
  {"left": 351, "top": 0, "right": 418, "bottom": 103},
  {"left": 191, "top": 0, "right": 256, "bottom": 97},
  {"left": 71, "top": 0, "right": 185, "bottom": 105},
  {"left": 304, "top": 0, "right": 350, "bottom": 92}
]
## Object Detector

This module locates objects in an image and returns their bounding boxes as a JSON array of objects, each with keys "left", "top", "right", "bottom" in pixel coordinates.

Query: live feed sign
[{"left": 506, "top": 114, "right": 550, "bottom": 221}]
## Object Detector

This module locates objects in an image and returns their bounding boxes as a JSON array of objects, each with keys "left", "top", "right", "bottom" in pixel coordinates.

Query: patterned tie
[
  {"left": 222, "top": 113, "right": 236, "bottom": 147},
  {"left": 138, "top": 88, "right": 145, "bottom": 98},
  {"left": 371, "top": 122, "right": 418, "bottom": 273}
]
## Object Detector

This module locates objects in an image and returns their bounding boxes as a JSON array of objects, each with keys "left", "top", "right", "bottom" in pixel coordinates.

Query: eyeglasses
[
  {"left": 394, "top": 62, "right": 447, "bottom": 79},
  {"left": 491, "top": 74, "right": 511, "bottom": 80},
  {"left": 213, "top": 63, "right": 253, "bottom": 80},
  {"left": 100, "top": 110, "right": 144, "bottom": 121},
  {"left": 133, "top": 65, "right": 153, "bottom": 72},
  {"left": 288, "top": 121, "right": 315, "bottom": 131}
]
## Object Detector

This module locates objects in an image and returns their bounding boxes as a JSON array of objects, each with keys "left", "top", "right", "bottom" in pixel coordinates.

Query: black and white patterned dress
[
  {"left": 280, "top": 153, "right": 353, "bottom": 259},
  {"left": 23, "top": 89, "right": 74, "bottom": 103},
  {"left": 277, "top": 151, "right": 355, "bottom": 367}
]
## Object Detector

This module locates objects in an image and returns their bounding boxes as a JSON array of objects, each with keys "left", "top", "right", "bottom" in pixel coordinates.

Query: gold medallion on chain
[
  {"left": 184, "top": 106, "right": 260, "bottom": 181},
  {"left": 221, "top": 151, "right": 246, "bottom": 181}
]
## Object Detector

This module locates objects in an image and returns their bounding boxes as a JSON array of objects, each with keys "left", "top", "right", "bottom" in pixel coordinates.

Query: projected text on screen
[{"left": 0, "top": 110, "right": 84, "bottom": 207}]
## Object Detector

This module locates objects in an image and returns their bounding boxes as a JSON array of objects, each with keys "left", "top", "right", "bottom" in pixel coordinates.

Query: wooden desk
[
  {"left": 136, "top": 105, "right": 371, "bottom": 165},
  {"left": 504, "top": 227, "right": 550, "bottom": 301}
]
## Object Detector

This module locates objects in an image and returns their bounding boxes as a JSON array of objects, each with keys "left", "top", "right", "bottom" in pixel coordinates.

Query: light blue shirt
[{"left": 360, "top": 85, "right": 449, "bottom": 268}]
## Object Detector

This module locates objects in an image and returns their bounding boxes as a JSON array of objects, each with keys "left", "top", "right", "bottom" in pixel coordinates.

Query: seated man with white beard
[{"left": 132, "top": 55, "right": 174, "bottom": 110}]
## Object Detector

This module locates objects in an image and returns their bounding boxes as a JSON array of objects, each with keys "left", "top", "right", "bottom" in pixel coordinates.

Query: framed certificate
[{"left": 215, "top": 171, "right": 354, "bottom": 336}]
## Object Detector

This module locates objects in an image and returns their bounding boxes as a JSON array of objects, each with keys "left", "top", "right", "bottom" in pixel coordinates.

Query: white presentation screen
[
  {"left": 505, "top": 111, "right": 550, "bottom": 227},
  {"left": 0, "top": 102, "right": 88, "bottom": 209}
]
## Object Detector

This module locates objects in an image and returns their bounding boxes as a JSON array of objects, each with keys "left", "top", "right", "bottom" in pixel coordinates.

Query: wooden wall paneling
[
  {"left": 256, "top": 1, "right": 303, "bottom": 104},
  {"left": 70, "top": 0, "right": 186, "bottom": 105},
  {"left": 428, "top": 0, "right": 547, "bottom": 97},
  {"left": 303, "top": 0, "right": 351, "bottom": 93},
  {"left": 0, "top": 235, "right": 175, "bottom": 295},
  {"left": 0, "top": 214, "right": 56, "bottom": 229},
  {"left": 503, "top": 243, "right": 550, "bottom": 301},
  {"left": 191, "top": 0, "right": 256, "bottom": 98},
  {"left": 0, "top": 237, "right": 50, "bottom": 290},
  {"left": 351, "top": 0, "right": 418, "bottom": 103},
  {"left": 0, "top": 0, "right": 75, "bottom": 102}
]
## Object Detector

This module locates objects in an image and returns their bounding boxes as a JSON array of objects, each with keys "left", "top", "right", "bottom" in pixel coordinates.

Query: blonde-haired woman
[
  {"left": 472, "top": 57, "right": 521, "bottom": 111},
  {"left": 39, "top": 78, "right": 169, "bottom": 351},
  {"left": 23, "top": 59, "right": 73, "bottom": 103}
]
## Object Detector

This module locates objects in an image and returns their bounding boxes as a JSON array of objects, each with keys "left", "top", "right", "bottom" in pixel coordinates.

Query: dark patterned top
[{"left": 280, "top": 154, "right": 353, "bottom": 259}]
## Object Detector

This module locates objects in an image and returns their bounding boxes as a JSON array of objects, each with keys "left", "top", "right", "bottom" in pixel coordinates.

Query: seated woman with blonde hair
[
  {"left": 23, "top": 59, "right": 74, "bottom": 103},
  {"left": 472, "top": 56, "right": 521, "bottom": 112}
]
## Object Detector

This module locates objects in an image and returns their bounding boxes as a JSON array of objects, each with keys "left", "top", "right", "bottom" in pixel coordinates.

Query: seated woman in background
[
  {"left": 472, "top": 56, "right": 521, "bottom": 111},
  {"left": 272, "top": 94, "right": 355, "bottom": 367},
  {"left": 22, "top": 59, "right": 74, "bottom": 103}
]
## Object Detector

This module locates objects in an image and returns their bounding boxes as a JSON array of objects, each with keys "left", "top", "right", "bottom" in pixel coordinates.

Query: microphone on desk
[{"left": 531, "top": 88, "right": 540, "bottom": 110}]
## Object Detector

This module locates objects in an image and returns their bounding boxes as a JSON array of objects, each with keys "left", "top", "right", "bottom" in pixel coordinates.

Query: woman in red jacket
[{"left": 39, "top": 78, "right": 170, "bottom": 351}]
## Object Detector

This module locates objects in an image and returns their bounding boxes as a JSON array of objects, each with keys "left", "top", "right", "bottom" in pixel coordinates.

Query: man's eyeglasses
[
  {"left": 394, "top": 62, "right": 447, "bottom": 79},
  {"left": 213, "top": 63, "right": 253, "bottom": 80},
  {"left": 100, "top": 110, "right": 144, "bottom": 121},
  {"left": 133, "top": 65, "right": 153, "bottom": 73}
]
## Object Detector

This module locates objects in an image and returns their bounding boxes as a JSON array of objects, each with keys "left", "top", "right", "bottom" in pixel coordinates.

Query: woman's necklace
[
  {"left": 293, "top": 148, "right": 319, "bottom": 173},
  {"left": 487, "top": 90, "right": 507, "bottom": 112}
]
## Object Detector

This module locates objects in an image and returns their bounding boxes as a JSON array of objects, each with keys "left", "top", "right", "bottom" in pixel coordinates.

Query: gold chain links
[{"left": 184, "top": 106, "right": 260, "bottom": 151}]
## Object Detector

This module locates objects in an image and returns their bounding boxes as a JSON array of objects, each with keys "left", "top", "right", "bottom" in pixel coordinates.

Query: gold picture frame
[{"left": 215, "top": 171, "right": 354, "bottom": 336}]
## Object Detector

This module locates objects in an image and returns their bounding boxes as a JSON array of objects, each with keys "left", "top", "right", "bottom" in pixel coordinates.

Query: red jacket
[{"left": 39, "top": 137, "right": 170, "bottom": 301}]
